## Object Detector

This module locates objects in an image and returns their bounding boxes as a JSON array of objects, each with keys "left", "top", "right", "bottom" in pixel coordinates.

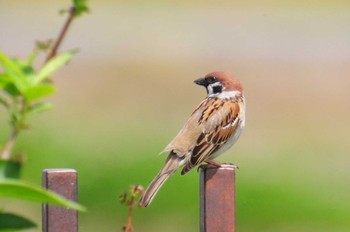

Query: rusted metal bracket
[
  {"left": 200, "top": 165, "right": 236, "bottom": 232},
  {"left": 42, "top": 169, "right": 78, "bottom": 232}
]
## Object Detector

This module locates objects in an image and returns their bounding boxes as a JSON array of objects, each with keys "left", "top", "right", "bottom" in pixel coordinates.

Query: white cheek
[
  {"left": 218, "top": 90, "right": 241, "bottom": 99},
  {"left": 207, "top": 83, "right": 222, "bottom": 97},
  {"left": 207, "top": 85, "right": 214, "bottom": 95}
]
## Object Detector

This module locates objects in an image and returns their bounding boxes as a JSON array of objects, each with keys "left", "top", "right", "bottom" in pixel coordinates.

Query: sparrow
[{"left": 139, "top": 71, "right": 245, "bottom": 207}]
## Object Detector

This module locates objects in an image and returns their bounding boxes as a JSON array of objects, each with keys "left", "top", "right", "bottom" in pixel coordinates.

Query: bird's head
[{"left": 194, "top": 71, "right": 243, "bottom": 98}]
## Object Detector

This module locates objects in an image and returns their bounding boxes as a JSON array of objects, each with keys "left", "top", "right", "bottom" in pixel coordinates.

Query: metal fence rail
[{"left": 42, "top": 166, "right": 236, "bottom": 232}]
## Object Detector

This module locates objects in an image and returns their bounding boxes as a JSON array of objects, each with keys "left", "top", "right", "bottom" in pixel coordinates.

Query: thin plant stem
[
  {"left": 0, "top": 129, "right": 18, "bottom": 160},
  {"left": 124, "top": 204, "right": 134, "bottom": 232},
  {"left": 45, "top": 6, "right": 76, "bottom": 63},
  {"left": 122, "top": 185, "right": 143, "bottom": 232},
  {"left": 123, "top": 192, "right": 135, "bottom": 232}
]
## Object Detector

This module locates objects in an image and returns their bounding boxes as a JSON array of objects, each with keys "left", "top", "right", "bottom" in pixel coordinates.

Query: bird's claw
[{"left": 197, "top": 161, "right": 239, "bottom": 172}]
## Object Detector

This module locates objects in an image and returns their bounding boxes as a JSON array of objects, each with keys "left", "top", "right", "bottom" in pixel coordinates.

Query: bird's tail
[{"left": 139, "top": 153, "right": 181, "bottom": 207}]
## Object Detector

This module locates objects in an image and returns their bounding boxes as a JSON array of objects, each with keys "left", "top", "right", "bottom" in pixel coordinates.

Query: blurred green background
[{"left": 1, "top": 0, "right": 350, "bottom": 231}]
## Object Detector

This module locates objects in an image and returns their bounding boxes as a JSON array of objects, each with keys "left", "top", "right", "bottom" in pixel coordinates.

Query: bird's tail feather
[{"left": 139, "top": 154, "right": 180, "bottom": 207}]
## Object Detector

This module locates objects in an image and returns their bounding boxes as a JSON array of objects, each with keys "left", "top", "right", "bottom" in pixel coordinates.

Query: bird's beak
[{"left": 194, "top": 77, "right": 206, "bottom": 86}]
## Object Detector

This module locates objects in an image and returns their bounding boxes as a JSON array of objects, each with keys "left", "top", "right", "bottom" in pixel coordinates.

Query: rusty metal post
[
  {"left": 200, "top": 165, "right": 236, "bottom": 232},
  {"left": 42, "top": 169, "right": 78, "bottom": 232}
]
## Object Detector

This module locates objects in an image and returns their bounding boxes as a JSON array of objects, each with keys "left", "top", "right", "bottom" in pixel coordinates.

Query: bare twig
[
  {"left": 45, "top": 6, "right": 76, "bottom": 63},
  {"left": 120, "top": 185, "right": 143, "bottom": 232},
  {"left": 0, "top": 97, "right": 28, "bottom": 160}
]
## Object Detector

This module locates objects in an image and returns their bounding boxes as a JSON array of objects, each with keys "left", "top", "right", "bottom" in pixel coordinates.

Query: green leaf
[
  {"left": 0, "top": 74, "right": 11, "bottom": 88},
  {"left": 1, "top": 74, "right": 20, "bottom": 97},
  {"left": 23, "top": 85, "right": 56, "bottom": 101},
  {"left": 28, "top": 102, "right": 54, "bottom": 114},
  {"left": 0, "top": 179, "right": 86, "bottom": 212},
  {"left": 36, "top": 40, "right": 53, "bottom": 51},
  {"left": 0, "top": 52, "right": 30, "bottom": 93},
  {"left": 11, "top": 59, "right": 35, "bottom": 76},
  {"left": 4, "top": 84, "right": 20, "bottom": 97},
  {"left": 0, "top": 161, "right": 22, "bottom": 179},
  {"left": 0, "top": 212, "right": 36, "bottom": 230},
  {"left": 25, "top": 50, "right": 38, "bottom": 66},
  {"left": 73, "top": 0, "right": 89, "bottom": 16},
  {"left": 33, "top": 50, "right": 77, "bottom": 84},
  {"left": 11, "top": 59, "right": 36, "bottom": 84}
]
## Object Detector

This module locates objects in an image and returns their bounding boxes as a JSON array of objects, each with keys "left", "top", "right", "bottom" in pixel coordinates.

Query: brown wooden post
[
  {"left": 42, "top": 169, "right": 78, "bottom": 232},
  {"left": 200, "top": 165, "right": 236, "bottom": 232}
]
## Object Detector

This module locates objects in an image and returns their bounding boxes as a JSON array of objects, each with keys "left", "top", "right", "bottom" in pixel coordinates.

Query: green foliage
[
  {"left": 0, "top": 179, "right": 86, "bottom": 212},
  {"left": 28, "top": 102, "right": 54, "bottom": 115},
  {"left": 0, "top": 1, "right": 89, "bottom": 230},
  {"left": 34, "top": 50, "right": 77, "bottom": 84},
  {"left": 73, "top": 0, "right": 89, "bottom": 17},
  {"left": 0, "top": 48, "right": 81, "bottom": 229},
  {"left": 0, "top": 212, "right": 36, "bottom": 231},
  {"left": 0, "top": 178, "right": 86, "bottom": 231},
  {"left": 0, "top": 160, "right": 22, "bottom": 179},
  {"left": 0, "top": 50, "right": 76, "bottom": 134}
]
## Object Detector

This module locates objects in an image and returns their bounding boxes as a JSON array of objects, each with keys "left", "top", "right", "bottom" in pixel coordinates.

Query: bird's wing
[
  {"left": 181, "top": 97, "right": 242, "bottom": 174},
  {"left": 161, "top": 98, "right": 210, "bottom": 156}
]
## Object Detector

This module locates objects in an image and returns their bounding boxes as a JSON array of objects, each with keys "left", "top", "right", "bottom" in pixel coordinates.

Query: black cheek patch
[{"left": 212, "top": 85, "right": 222, "bottom": 94}]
